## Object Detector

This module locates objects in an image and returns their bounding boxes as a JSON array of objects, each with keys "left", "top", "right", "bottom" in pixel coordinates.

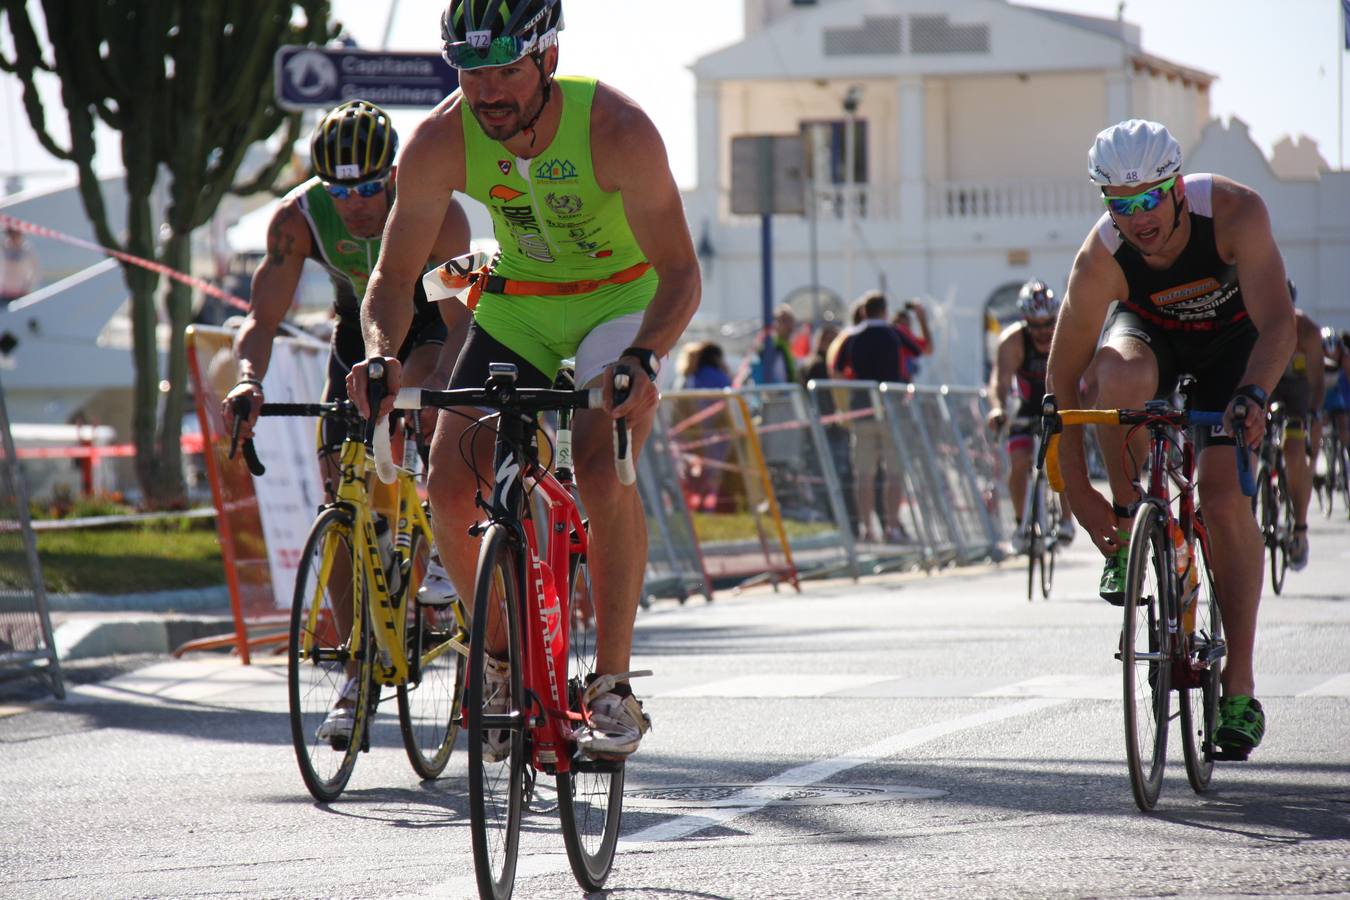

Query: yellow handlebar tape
[{"left": 1045, "top": 410, "right": 1123, "bottom": 493}]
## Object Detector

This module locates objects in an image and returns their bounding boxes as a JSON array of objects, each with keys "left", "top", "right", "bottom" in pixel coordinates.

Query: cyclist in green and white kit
[
  {"left": 349, "top": 0, "right": 701, "bottom": 759},
  {"left": 225, "top": 100, "right": 472, "bottom": 743}
]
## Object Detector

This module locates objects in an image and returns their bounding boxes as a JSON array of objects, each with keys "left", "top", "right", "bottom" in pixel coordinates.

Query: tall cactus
[{"left": 0, "top": 0, "right": 334, "bottom": 507}]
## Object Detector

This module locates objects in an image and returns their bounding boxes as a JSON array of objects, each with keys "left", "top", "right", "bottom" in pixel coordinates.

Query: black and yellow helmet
[
  {"left": 441, "top": 0, "right": 564, "bottom": 70},
  {"left": 310, "top": 100, "right": 398, "bottom": 185}
]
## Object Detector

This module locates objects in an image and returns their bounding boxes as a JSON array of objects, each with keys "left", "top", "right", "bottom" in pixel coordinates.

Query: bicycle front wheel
[
  {"left": 559, "top": 541, "right": 624, "bottom": 891},
  {"left": 1122, "top": 506, "right": 1172, "bottom": 811},
  {"left": 1025, "top": 485, "right": 1041, "bottom": 603},
  {"left": 288, "top": 507, "right": 373, "bottom": 803},
  {"left": 1040, "top": 482, "right": 1060, "bottom": 600},
  {"left": 467, "top": 523, "right": 526, "bottom": 900},
  {"left": 1271, "top": 466, "right": 1291, "bottom": 595},
  {"left": 1179, "top": 522, "right": 1224, "bottom": 794},
  {"left": 397, "top": 528, "right": 466, "bottom": 780}
]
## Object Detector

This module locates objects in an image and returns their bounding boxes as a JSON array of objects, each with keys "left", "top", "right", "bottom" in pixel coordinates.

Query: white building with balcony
[{"left": 683, "top": 0, "right": 1350, "bottom": 385}]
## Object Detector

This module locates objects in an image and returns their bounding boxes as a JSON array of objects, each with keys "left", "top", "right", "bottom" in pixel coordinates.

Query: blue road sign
[{"left": 274, "top": 46, "right": 458, "bottom": 111}]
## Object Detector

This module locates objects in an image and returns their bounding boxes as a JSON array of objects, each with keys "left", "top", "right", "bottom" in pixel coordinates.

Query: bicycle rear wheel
[
  {"left": 467, "top": 523, "right": 526, "bottom": 900},
  {"left": 288, "top": 507, "right": 373, "bottom": 803},
  {"left": 559, "top": 541, "right": 624, "bottom": 891},
  {"left": 1179, "top": 521, "right": 1224, "bottom": 794},
  {"left": 398, "top": 528, "right": 467, "bottom": 780},
  {"left": 1122, "top": 506, "right": 1172, "bottom": 811}
]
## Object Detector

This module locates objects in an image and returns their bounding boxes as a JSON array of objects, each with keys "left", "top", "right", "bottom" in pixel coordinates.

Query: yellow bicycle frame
[{"left": 299, "top": 432, "right": 468, "bottom": 688}]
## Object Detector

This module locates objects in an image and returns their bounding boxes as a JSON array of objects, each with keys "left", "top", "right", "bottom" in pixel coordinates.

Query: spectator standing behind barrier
[
  {"left": 801, "top": 324, "right": 857, "bottom": 524},
  {"left": 749, "top": 304, "right": 799, "bottom": 384},
  {"left": 832, "top": 290, "right": 909, "bottom": 544},
  {"left": 0, "top": 227, "right": 40, "bottom": 306},
  {"left": 891, "top": 298, "right": 934, "bottom": 382},
  {"left": 673, "top": 341, "right": 733, "bottom": 511}
]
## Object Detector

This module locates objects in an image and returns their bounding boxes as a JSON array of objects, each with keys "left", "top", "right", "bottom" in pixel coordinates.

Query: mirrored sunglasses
[
  {"left": 444, "top": 35, "right": 529, "bottom": 70},
  {"left": 323, "top": 177, "right": 387, "bottom": 200},
  {"left": 1101, "top": 176, "right": 1177, "bottom": 216}
]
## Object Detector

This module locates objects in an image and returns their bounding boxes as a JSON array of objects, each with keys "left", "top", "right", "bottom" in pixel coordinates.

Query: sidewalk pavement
[{"left": 47, "top": 585, "right": 235, "bottom": 661}]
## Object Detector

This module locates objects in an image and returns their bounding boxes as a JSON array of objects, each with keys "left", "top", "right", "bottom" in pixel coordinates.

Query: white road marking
[
  {"left": 1296, "top": 673, "right": 1350, "bottom": 696},
  {"left": 622, "top": 696, "right": 1068, "bottom": 845},
  {"left": 421, "top": 697, "right": 1068, "bottom": 898}
]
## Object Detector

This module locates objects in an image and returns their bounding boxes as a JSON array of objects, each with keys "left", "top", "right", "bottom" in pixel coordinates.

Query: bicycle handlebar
[
  {"left": 1038, "top": 394, "right": 1256, "bottom": 497},
  {"left": 378, "top": 365, "right": 636, "bottom": 486}
]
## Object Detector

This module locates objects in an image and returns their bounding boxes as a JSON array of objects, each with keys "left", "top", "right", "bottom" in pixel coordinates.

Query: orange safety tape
[{"left": 0, "top": 214, "right": 250, "bottom": 312}]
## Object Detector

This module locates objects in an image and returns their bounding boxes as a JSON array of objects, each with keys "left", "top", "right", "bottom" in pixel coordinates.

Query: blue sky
[{"left": 2, "top": 0, "right": 1347, "bottom": 188}]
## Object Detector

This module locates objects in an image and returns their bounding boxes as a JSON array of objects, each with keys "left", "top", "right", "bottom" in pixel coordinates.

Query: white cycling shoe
[
  {"left": 576, "top": 671, "right": 653, "bottom": 760},
  {"left": 1056, "top": 519, "right": 1077, "bottom": 545},
  {"left": 315, "top": 676, "right": 360, "bottom": 746},
  {"left": 418, "top": 555, "right": 458, "bottom": 607},
  {"left": 480, "top": 655, "right": 513, "bottom": 763}
]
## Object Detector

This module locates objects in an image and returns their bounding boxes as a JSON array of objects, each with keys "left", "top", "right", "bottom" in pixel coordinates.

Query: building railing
[{"left": 927, "top": 178, "right": 1101, "bottom": 220}]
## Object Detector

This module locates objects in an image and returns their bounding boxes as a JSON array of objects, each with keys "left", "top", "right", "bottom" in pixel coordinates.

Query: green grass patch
[
  {"left": 688, "top": 511, "right": 835, "bottom": 543},
  {"left": 1, "top": 518, "right": 225, "bottom": 595}
]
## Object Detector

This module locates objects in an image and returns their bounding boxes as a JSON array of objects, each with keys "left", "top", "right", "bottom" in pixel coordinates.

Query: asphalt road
[{"left": 3, "top": 513, "right": 1348, "bottom": 899}]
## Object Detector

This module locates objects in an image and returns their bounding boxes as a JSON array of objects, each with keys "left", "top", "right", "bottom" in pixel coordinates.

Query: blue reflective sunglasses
[
  {"left": 1101, "top": 176, "right": 1177, "bottom": 216},
  {"left": 323, "top": 177, "right": 387, "bottom": 200}
]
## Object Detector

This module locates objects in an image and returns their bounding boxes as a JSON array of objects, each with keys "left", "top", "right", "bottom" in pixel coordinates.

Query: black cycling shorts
[
  {"left": 1271, "top": 374, "right": 1310, "bottom": 436},
  {"left": 447, "top": 322, "right": 555, "bottom": 392},
  {"left": 319, "top": 308, "right": 447, "bottom": 455},
  {"left": 1102, "top": 306, "right": 1258, "bottom": 452}
]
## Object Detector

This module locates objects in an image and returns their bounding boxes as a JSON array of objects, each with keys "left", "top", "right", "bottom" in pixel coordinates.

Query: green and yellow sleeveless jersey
[{"left": 460, "top": 76, "right": 658, "bottom": 375}]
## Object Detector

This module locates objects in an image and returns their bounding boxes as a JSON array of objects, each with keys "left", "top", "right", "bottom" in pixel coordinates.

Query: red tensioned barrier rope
[
  {"left": 0, "top": 213, "right": 250, "bottom": 313},
  {"left": 13, "top": 432, "right": 206, "bottom": 460}
]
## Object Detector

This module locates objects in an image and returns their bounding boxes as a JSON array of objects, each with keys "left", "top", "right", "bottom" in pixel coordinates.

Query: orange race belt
[{"left": 432, "top": 258, "right": 653, "bottom": 310}]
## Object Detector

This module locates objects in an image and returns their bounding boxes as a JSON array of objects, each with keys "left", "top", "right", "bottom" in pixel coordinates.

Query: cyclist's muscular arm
[
  {"left": 356, "top": 105, "right": 465, "bottom": 416},
  {"left": 1048, "top": 236, "right": 1121, "bottom": 495},
  {"left": 1218, "top": 181, "right": 1295, "bottom": 395},
  {"left": 224, "top": 201, "right": 310, "bottom": 434},
  {"left": 987, "top": 326, "right": 1022, "bottom": 427},
  {"left": 234, "top": 201, "right": 309, "bottom": 381},
  {"left": 426, "top": 197, "right": 473, "bottom": 387},
  {"left": 593, "top": 85, "right": 701, "bottom": 414}
]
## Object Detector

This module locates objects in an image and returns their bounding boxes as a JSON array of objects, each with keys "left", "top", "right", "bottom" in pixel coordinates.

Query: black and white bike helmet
[{"left": 1017, "top": 279, "right": 1059, "bottom": 319}]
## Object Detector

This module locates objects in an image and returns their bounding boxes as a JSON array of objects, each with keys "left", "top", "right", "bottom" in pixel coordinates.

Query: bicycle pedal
[{"left": 1204, "top": 742, "right": 1252, "bottom": 762}]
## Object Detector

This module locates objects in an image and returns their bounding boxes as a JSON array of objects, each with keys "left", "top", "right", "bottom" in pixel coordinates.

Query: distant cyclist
[
  {"left": 986, "top": 278, "right": 1076, "bottom": 550},
  {"left": 223, "top": 100, "right": 471, "bottom": 743},
  {"left": 1047, "top": 119, "right": 1296, "bottom": 758},
  {"left": 349, "top": 0, "right": 701, "bottom": 760},
  {"left": 1268, "top": 280, "right": 1325, "bottom": 570},
  {"left": 1316, "top": 326, "right": 1350, "bottom": 462}
]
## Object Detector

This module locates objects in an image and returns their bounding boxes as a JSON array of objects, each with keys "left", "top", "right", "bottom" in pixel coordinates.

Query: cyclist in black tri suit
[
  {"left": 1268, "top": 281, "right": 1326, "bottom": 571},
  {"left": 987, "top": 279, "right": 1076, "bottom": 550},
  {"left": 1048, "top": 119, "right": 1296, "bottom": 758}
]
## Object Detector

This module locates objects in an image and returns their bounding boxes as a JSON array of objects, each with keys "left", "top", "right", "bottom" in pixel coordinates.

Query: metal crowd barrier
[
  {"left": 737, "top": 384, "right": 858, "bottom": 579},
  {"left": 661, "top": 389, "right": 800, "bottom": 592},
  {"left": 0, "top": 369, "right": 64, "bottom": 698},
  {"left": 805, "top": 380, "right": 931, "bottom": 572},
  {"left": 941, "top": 386, "right": 1013, "bottom": 545},
  {"left": 636, "top": 413, "right": 715, "bottom": 605}
]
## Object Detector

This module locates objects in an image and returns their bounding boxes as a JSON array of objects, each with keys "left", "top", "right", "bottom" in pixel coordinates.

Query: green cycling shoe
[
  {"left": 1214, "top": 695, "right": 1265, "bottom": 752},
  {"left": 1099, "top": 528, "right": 1129, "bottom": 605}
]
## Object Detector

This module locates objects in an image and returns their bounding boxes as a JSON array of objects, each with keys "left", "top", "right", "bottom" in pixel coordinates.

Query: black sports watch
[
  {"left": 1234, "top": 383, "right": 1268, "bottom": 410},
  {"left": 620, "top": 346, "right": 660, "bottom": 382}
]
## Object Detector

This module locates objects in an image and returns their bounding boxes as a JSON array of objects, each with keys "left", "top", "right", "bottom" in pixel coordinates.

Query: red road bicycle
[
  {"left": 373, "top": 361, "right": 642, "bottom": 900},
  {"left": 1039, "top": 382, "right": 1255, "bottom": 810}
]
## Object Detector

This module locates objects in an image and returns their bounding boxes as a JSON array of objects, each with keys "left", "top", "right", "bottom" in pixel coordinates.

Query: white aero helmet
[{"left": 1088, "top": 119, "right": 1182, "bottom": 187}]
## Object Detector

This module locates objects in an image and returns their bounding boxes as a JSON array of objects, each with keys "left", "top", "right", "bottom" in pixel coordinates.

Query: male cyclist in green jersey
[
  {"left": 348, "top": 0, "right": 701, "bottom": 759},
  {"left": 223, "top": 100, "right": 471, "bottom": 743}
]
